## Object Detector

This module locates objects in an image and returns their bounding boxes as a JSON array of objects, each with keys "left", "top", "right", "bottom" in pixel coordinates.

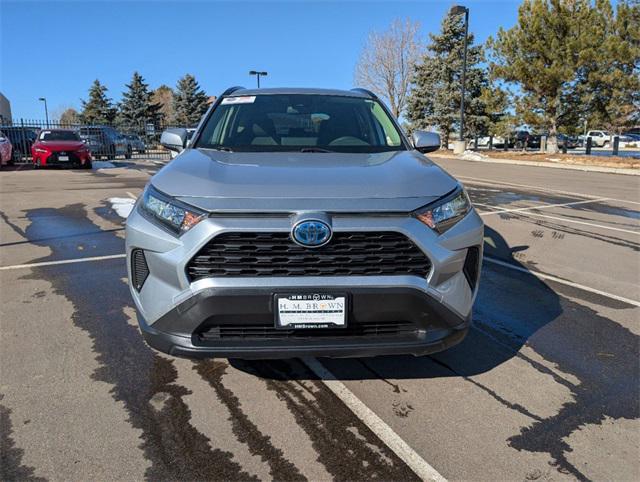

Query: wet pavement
[{"left": 1, "top": 158, "right": 638, "bottom": 481}]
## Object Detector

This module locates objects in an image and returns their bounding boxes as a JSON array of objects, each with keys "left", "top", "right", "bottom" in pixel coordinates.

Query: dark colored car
[
  {"left": 557, "top": 134, "right": 579, "bottom": 149},
  {"left": 78, "top": 126, "right": 130, "bottom": 159},
  {"left": 0, "top": 126, "right": 39, "bottom": 161},
  {"left": 31, "top": 129, "right": 92, "bottom": 168},
  {"left": 514, "top": 131, "right": 541, "bottom": 149},
  {"left": 124, "top": 134, "right": 146, "bottom": 153}
]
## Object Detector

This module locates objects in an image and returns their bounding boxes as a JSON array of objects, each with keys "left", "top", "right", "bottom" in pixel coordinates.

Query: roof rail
[
  {"left": 351, "top": 88, "right": 378, "bottom": 99},
  {"left": 221, "top": 86, "right": 246, "bottom": 96}
]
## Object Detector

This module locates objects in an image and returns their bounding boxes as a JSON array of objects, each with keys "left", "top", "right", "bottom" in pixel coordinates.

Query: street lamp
[
  {"left": 249, "top": 70, "right": 268, "bottom": 88},
  {"left": 450, "top": 5, "right": 469, "bottom": 147},
  {"left": 38, "top": 97, "right": 49, "bottom": 127}
]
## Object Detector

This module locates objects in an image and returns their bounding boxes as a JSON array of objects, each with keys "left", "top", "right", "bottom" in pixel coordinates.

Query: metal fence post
[
  {"left": 612, "top": 135, "right": 619, "bottom": 156},
  {"left": 489, "top": 135, "right": 493, "bottom": 150},
  {"left": 586, "top": 137, "right": 592, "bottom": 155}
]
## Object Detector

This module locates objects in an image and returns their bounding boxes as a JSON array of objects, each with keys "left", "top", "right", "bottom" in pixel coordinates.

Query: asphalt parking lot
[{"left": 1, "top": 158, "right": 638, "bottom": 481}]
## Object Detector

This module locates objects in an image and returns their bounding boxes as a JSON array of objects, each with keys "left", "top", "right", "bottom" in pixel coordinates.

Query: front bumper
[
  {"left": 137, "top": 286, "right": 470, "bottom": 359},
  {"left": 126, "top": 204, "right": 484, "bottom": 359}
]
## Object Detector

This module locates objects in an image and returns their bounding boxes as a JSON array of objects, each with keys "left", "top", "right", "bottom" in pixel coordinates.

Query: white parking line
[
  {"left": 0, "top": 254, "right": 126, "bottom": 271},
  {"left": 476, "top": 197, "right": 610, "bottom": 216},
  {"left": 459, "top": 175, "right": 640, "bottom": 206},
  {"left": 302, "top": 357, "right": 446, "bottom": 482},
  {"left": 484, "top": 256, "right": 640, "bottom": 307}
]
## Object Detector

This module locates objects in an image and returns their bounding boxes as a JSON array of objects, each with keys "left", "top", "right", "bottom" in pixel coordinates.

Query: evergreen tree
[
  {"left": 173, "top": 74, "right": 209, "bottom": 126},
  {"left": 575, "top": 0, "right": 640, "bottom": 134},
  {"left": 81, "top": 80, "right": 116, "bottom": 125},
  {"left": 118, "top": 72, "right": 161, "bottom": 133},
  {"left": 488, "top": 0, "right": 596, "bottom": 152},
  {"left": 407, "top": 11, "right": 487, "bottom": 146}
]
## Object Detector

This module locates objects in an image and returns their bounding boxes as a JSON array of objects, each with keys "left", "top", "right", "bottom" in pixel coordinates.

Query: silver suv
[{"left": 125, "top": 87, "right": 484, "bottom": 359}]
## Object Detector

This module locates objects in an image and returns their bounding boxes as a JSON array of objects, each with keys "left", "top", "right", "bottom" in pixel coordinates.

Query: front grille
[
  {"left": 197, "top": 321, "right": 418, "bottom": 342},
  {"left": 187, "top": 231, "right": 432, "bottom": 280},
  {"left": 131, "top": 249, "right": 149, "bottom": 291},
  {"left": 46, "top": 151, "right": 80, "bottom": 164}
]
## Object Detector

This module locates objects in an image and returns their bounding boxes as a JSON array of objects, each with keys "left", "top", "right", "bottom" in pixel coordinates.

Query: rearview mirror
[
  {"left": 161, "top": 128, "right": 188, "bottom": 152},
  {"left": 412, "top": 131, "right": 441, "bottom": 153}
]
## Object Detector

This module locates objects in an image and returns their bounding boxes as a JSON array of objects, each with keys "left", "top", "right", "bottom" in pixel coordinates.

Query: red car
[{"left": 31, "top": 129, "right": 92, "bottom": 169}]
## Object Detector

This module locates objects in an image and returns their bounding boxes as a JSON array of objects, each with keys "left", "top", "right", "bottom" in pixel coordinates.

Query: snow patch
[
  {"left": 93, "top": 161, "right": 117, "bottom": 169},
  {"left": 461, "top": 150, "right": 487, "bottom": 161},
  {"left": 108, "top": 197, "right": 136, "bottom": 218}
]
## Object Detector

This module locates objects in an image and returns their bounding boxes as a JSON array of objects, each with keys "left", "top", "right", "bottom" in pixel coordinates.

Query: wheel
[
  {"left": 83, "top": 161, "right": 93, "bottom": 169},
  {"left": 34, "top": 159, "right": 42, "bottom": 169}
]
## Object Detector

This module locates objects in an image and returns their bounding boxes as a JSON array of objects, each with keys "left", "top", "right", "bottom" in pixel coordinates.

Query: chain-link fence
[{"left": 0, "top": 119, "right": 188, "bottom": 164}]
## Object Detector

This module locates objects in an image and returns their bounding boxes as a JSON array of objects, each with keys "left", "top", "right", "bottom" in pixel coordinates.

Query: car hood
[
  {"left": 152, "top": 148, "right": 459, "bottom": 213},
  {"left": 36, "top": 141, "right": 85, "bottom": 150}
]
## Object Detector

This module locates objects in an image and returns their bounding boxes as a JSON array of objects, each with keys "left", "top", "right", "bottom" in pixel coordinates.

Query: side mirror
[
  {"left": 161, "top": 128, "right": 188, "bottom": 152},
  {"left": 412, "top": 130, "right": 441, "bottom": 153}
]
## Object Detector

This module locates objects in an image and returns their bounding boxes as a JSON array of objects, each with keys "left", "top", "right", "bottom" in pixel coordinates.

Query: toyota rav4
[{"left": 125, "top": 87, "right": 484, "bottom": 359}]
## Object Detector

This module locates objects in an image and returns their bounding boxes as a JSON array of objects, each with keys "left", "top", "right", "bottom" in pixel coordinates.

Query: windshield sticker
[{"left": 221, "top": 96, "right": 256, "bottom": 105}]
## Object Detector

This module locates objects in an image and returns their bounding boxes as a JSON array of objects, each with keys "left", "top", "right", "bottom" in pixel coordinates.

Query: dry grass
[{"left": 435, "top": 149, "right": 640, "bottom": 169}]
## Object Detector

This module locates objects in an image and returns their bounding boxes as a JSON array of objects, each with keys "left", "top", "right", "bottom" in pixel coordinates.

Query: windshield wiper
[{"left": 300, "top": 147, "right": 334, "bottom": 153}]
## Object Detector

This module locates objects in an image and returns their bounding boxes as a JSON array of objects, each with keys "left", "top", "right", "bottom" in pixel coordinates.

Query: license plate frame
[
  {"left": 275, "top": 293, "right": 347, "bottom": 330},
  {"left": 58, "top": 154, "right": 69, "bottom": 161}
]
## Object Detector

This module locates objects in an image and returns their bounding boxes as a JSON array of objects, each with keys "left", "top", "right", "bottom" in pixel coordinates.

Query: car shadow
[{"left": 230, "top": 225, "right": 564, "bottom": 381}]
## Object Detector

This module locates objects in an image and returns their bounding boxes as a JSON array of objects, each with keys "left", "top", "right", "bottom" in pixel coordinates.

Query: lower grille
[
  {"left": 131, "top": 249, "right": 149, "bottom": 291},
  {"left": 197, "top": 321, "right": 418, "bottom": 342},
  {"left": 463, "top": 246, "right": 480, "bottom": 290},
  {"left": 187, "top": 231, "right": 431, "bottom": 280}
]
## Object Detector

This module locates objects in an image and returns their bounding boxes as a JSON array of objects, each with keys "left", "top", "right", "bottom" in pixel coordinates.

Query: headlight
[
  {"left": 140, "top": 185, "right": 206, "bottom": 236},
  {"left": 414, "top": 186, "right": 471, "bottom": 233},
  {"left": 34, "top": 147, "right": 48, "bottom": 154}
]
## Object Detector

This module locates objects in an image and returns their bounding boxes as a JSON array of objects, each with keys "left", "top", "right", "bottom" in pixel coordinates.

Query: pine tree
[
  {"left": 407, "top": 11, "right": 487, "bottom": 146},
  {"left": 118, "top": 72, "right": 161, "bottom": 133},
  {"left": 173, "top": 74, "right": 209, "bottom": 126},
  {"left": 487, "top": 0, "right": 596, "bottom": 152},
  {"left": 81, "top": 80, "right": 116, "bottom": 125},
  {"left": 575, "top": 0, "right": 640, "bottom": 134}
]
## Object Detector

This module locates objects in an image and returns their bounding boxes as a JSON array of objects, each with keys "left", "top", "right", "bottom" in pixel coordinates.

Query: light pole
[
  {"left": 38, "top": 97, "right": 49, "bottom": 127},
  {"left": 450, "top": 5, "right": 469, "bottom": 148},
  {"left": 249, "top": 70, "right": 268, "bottom": 88}
]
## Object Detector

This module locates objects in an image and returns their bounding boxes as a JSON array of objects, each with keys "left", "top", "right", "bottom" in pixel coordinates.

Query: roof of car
[{"left": 227, "top": 87, "right": 373, "bottom": 98}]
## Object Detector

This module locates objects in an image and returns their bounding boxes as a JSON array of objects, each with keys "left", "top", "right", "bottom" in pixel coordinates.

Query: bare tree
[{"left": 354, "top": 18, "right": 423, "bottom": 118}]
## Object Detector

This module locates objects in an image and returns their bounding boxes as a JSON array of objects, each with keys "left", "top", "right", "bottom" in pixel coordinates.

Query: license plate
[
  {"left": 58, "top": 155, "right": 69, "bottom": 161},
  {"left": 276, "top": 294, "right": 347, "bottom": 329}
]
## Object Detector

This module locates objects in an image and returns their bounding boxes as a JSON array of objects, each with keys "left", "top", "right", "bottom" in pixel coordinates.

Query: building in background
[{"left": 0, "top": 93, "right": 12, "bottom": 124}]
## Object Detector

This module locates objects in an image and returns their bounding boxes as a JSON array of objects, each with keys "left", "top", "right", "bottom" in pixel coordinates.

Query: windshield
[
  {"left": 195, "top": 94, "right": 405, "bottom": 153},
  {"left": 39, "top": 130, "right": 80, "bottom": 141}
]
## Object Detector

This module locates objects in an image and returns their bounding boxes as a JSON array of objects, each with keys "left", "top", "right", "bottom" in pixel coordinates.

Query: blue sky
[{"left": 1, "top": 0, "right": 521, "bottom": 120}]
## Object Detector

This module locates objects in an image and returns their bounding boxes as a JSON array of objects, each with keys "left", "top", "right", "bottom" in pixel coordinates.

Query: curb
[{"left": 430, "top": 153, "right": 640, "bottom": 176}]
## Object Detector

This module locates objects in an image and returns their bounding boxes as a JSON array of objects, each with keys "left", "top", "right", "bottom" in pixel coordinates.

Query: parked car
[
  {"left": 31, "top": 129, "right": 92, "bottom": 168},
  {"left": 586, "top": 130, "right": 611, "bottom": 147},
  {"left": 0, "top": 126, "right": 39, "bottom": 161},
  {"left": 124, "top": 134, "right": 146, "bottom": 153},
  {"left": 0, "top": 130, "right": 13, "bottom": 166},
  {"left": 474, "top": 135, "right": 506, "bottom": 148},
  {"left": 126, "top": 87, "right": 484, "bottom": 359},
  {"left": 557, "top": 133, "right": 579, "bottom": 149},
  {"left": 513, "top": 130, "right": 541, "bottom": 149},
  {"left": 78, "top": 126, "right": 129, "bottom": 159}
]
